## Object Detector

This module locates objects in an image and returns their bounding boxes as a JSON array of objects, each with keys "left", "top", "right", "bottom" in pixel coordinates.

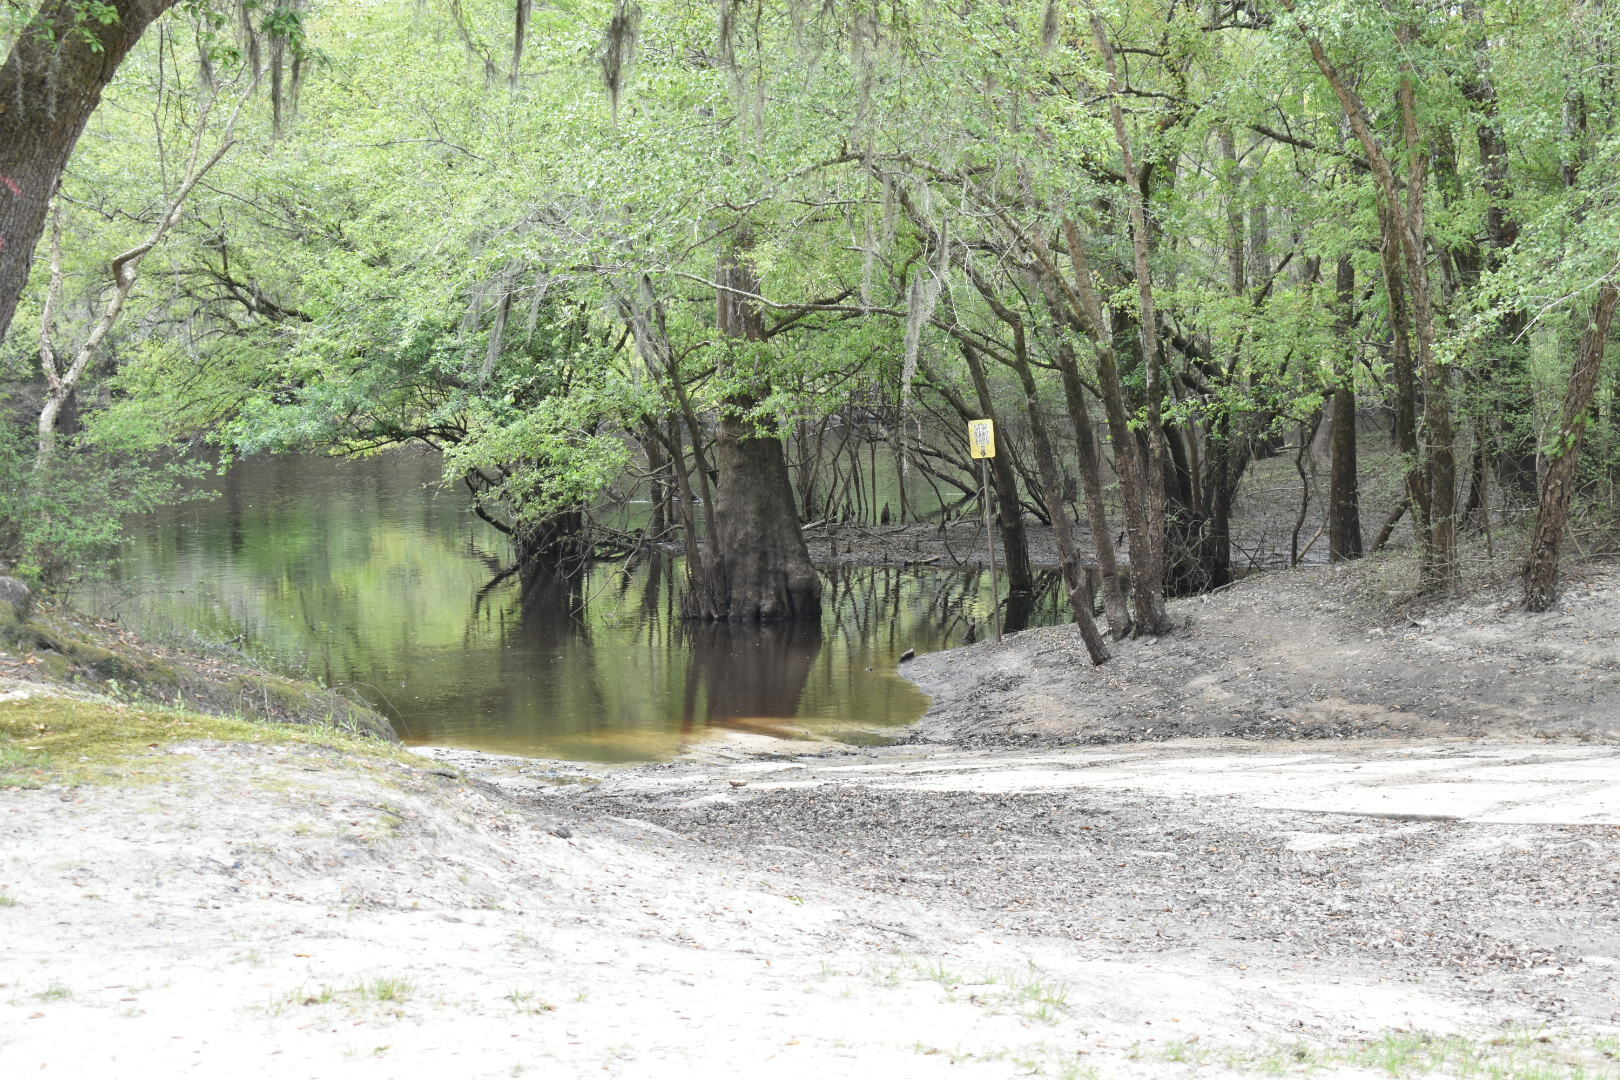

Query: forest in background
[{"left": 4, "top": 0, "right": 1620, "bottom": 658}]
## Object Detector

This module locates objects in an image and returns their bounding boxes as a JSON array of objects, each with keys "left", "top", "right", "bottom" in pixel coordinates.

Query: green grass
[
  {"left": 292, "top": 984, "right": 337, "bottom": 1007},
  {"left": 1339, "top": 1029, "right": 1618, "bottom": 1079},
  {"left": 1169, "top": 1029, "right": 1619, "bottom": 1079},
  {"left": 0, "top": 692, "right": 418, "bottom": 789},
  {"left": 0, "top": 744, "right": 50, "bottom": 788},
  {"left": 504, "top": 988, "right": 558, "bottom": 1015},
  {"left": 355, "top": 977, "right": 412, "bottom": 1004},
  {"left": 281, "top": 977, "right": 415, "bottom": 1014}
]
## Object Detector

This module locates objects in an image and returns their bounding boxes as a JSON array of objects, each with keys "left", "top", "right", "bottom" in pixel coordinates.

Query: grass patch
[
  {"left": 280, "top": 976, "right": 415, "bottom": 1016},
  {"left": 898, "top": 957, "right": 1075, "bottom": 1025},
  {"left": 292, "top": 984, "right": 337, "bottom": 1007},
  {"left": 1172, "top": 1029, "right": 1619, "bottom": 1078},
  {"left": 0, "top": 691, "right": 417, "bottom": 788},
  {"left": 505, "top": 988, "right": 558, "bottom": 1015},
  {"left": 355, "top": 977, "right": 413, "bottom": 1003},
  {"left": 1341, "top": 1029, "right": 1617, "bottom": 1079},
  {"left": 0, "top": 744, "right": 49, "bottom": 788}
]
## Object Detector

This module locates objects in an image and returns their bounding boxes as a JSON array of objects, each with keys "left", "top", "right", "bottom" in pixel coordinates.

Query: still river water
[{"left": 86, "top": 452, "right": 1066, "bottom": 762}]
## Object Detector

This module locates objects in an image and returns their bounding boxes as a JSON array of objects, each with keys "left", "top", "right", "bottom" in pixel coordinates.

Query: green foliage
[
  {"left": 12, "top": 0, "right": 1620, "bottom": 584},
  {"left": 0, "top": 411, "right": 205, "bottom": 586}
]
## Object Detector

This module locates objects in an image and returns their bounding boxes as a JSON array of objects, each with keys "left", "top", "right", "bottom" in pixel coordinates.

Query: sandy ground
[
  {"left": 901, "top": 557, "right": 1620, "bottom": 745},
  {"left": 5, "top": 558, "right": 1620, "bottom": 1077},
  {"left": 8, "top": 731, "right": 1620, "bottom": 1079}
]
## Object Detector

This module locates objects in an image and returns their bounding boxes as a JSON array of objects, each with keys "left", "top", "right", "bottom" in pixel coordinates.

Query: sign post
[{"left": 968, "top": 419, "right": 1002, "bottom": 643}]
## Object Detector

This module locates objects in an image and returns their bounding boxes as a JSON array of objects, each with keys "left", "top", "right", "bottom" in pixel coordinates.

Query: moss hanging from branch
[
  {"left": 512, "top": 0, "right": 533, "bottom": 90},
  {"left": 599, "top": 0, "right": 642, "bottom": 123}
]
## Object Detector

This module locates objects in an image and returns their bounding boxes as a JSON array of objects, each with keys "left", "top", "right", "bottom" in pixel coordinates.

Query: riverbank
[
  {"left": 0, "top": 585, "right": 394, "bottom": 742},
  {"left": 903, "top": 551, "right": 1620, "bottom": 746},
  {"left": 4, "top": 557, "right": 1620, "bottom": 1076}
]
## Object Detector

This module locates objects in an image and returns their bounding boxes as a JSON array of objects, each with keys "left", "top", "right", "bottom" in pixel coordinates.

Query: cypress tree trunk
[
  {"left": 682, "top": 245, "right": 821, "bottom": 622},
  {"left": 514, "top": 510, "right": 586, "bottom": 574},
  {"left": 1523, "top": 281, "right": 1618, "bottom": 611},
  {"left": 0, "top": 0, "right": 179, "bottom": 345},
  {"left": 683, "top": 405, "right": 822, "bottom": 622}
]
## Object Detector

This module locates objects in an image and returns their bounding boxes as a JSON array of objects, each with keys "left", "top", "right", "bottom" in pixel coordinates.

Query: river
[{"left": 83, "top": 451, "right": 1066, "bottom": 762}]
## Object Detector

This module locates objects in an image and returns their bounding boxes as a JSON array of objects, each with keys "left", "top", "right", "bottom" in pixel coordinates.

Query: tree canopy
[{"left": 5, "top": 0, "right": 1620, "bottom": 620}]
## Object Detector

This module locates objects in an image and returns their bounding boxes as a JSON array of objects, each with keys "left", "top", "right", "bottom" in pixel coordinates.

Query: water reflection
[
  {"left": 86, "top": 452, "right": 1067, "bottom": 762},
  {"left": 682, "top": 621, "right": 822, "bottom": 739}
]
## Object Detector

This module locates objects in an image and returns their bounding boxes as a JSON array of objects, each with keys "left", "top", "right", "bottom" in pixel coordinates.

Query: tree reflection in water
[
  {"left": 679, "top": 620, "right": 823, "bottom": 739},
  {"left": 93, "top": 447, "right": 1070, "bottom": 759}
]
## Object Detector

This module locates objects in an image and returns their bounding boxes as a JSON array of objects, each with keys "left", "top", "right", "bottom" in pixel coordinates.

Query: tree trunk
[
  {"left": 1396, "top": 54, "right": 1458, "bottom": 590},
  {"left": 1053, "top": 340, "right": 1131, "bottom": 638},
  {"left": 515, "top": 510, "right": 587, "bottom": 586},
  {"left": 997, "top": 342, "right": 1108, "bottom": 664},
  {"left": 683, "top": 245, "right": 821, "bottom": 622},
  {"left": 1374, "top": 202, "right": 1430, "bottom": 553},
  {"left": 0, "top": 0, "right": 180, "bottom": 345},
  {"left": 642, "top": 426, "right": 670, "bottom": 539},
  {"left": 1167, "top": 417, "right": 1247, "bottom": 593},
  {"left": 1060, "top": 220, "right": 1170, "bottom": 635},
  {"left": 1091, "top": 16, "right": 1172, "bottom": 635},
  {"left": 1329, "top": 255, "right": 1364, "bottom": 560},
  {"left": 1290, "top": 2, "right": 1450, "bottom": 583},
  {"left": 1523, "top": 281, "right": 1619, "bottom": 611}
]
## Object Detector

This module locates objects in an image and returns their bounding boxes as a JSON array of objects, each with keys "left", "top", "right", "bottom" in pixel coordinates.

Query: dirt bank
[{"left": 902, "top": 554, "right": 1620, "bottom": 746}]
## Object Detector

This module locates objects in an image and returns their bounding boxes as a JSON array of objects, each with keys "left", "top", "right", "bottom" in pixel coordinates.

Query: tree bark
[
  {"left": 514, "top": 510, "right": 587, "bottom": 584},
  {"left": 1287, "top": 1, "right": 1455, "bottom": 586},
  {"left": 1061, "top": 219, "right": 1170, "bottom": 635},
  {"left": 0, "top": 0, "right": 181, "bottom": 346},
  {"left": 682, "top": 244, "right": 821, "bottom": 622},
  {"left": 1375, "top": 201, "right": 1430, "bottom": 550},
  {"left": 1396, "top": 48, "right": 1458, "bottom": 589},
  {"left": 1164, "top": 417, "right": 1246, "bottom": 593},
  {"left": 996, "top": 341, "right": 1109, "bottom": 664},
  {"left": 1053, "top": 340, "right": 1131, "bottom": 638},
  {"left": 1522, "top": 281, "right": 1619, "bottom": 611},
  {"left": 1328, "top": 255, "right": 1364, "bottom": 560},
  {"left": 1091, "top": 15, "right": 1172, "bottom": 635}
]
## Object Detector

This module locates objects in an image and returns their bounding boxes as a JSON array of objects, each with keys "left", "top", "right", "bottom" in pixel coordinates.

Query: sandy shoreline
[{"left": 5, "top": 559, "right": 1620, "bottom": 1076}]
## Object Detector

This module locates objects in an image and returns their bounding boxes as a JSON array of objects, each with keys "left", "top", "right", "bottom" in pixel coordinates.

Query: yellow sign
[{"left": 968, "top": 419, "right": 996, "bottom": 459}]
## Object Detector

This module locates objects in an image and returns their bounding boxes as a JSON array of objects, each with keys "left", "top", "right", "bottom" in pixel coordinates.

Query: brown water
[{"left": 84, "top": 451, "right": 1066, "bottom": 762}]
